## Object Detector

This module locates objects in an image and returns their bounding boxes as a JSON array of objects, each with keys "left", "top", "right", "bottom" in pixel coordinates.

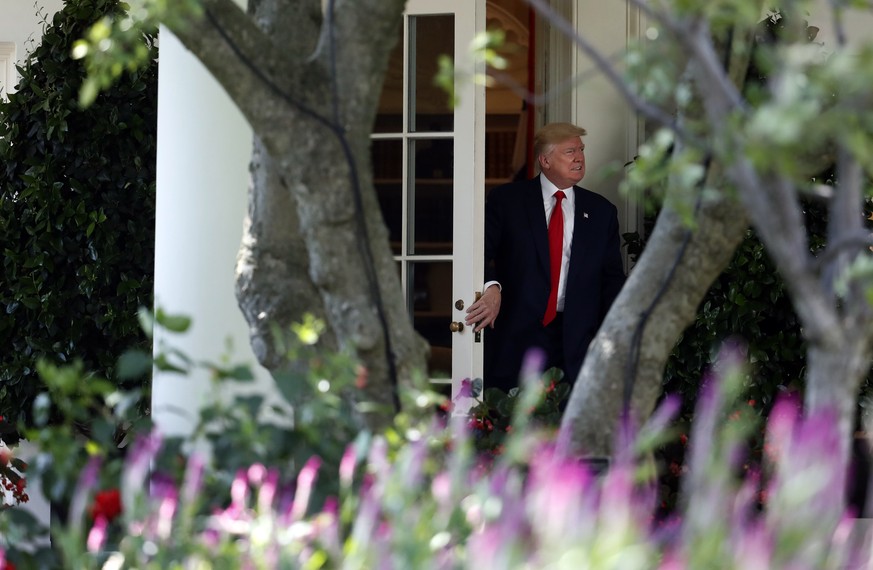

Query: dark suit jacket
[{"left": 483, "top": 176, "right": 626, "bottom": 389}]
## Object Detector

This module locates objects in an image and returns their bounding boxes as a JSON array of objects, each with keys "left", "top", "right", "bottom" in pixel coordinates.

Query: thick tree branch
[
  {"left": 319, "top": 0, "right": 406, "bottom": 130},
  {"left": 166, "top": 0, "right": 331, "bottom": 142}
]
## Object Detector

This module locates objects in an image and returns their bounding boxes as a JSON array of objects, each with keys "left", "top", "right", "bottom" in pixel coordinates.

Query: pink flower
[{"left": 456, "top": 378, "right": 474, "bottom": 399}]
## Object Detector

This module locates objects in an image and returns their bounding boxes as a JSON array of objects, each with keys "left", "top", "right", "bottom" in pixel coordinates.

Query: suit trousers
[{"left": 486, "top": 313, "right": 565, "bottom": 394}]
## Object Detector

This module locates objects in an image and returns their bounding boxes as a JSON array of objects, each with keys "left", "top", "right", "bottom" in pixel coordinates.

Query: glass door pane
[
  {"left": 408, "top": 261, "right": 453, "bottom": 379},
  {"left": 410, "top": 138, "right": 453, "bottom": 255},
  {"left": 373, "top": 0, "right": 482, "bottom": 397},
  {"left": 410, "top": 15, "right": 454, "bottom": 133},
  {"left": 374, "top": 12, "right": 459, "bottom": 383},
  {"left": 372, "top": 139, "right": 403, "bottom": 255}
]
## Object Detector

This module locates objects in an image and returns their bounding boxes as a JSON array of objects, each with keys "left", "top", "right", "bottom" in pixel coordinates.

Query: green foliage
[
  {"left": 0, "top": 0, "right": 158, "bottom": 438},
  {"left": 464, "top": 368, "right": 569, "bottom": 455},
  {"left": 664, "top": 227, "right": 807, "bottom": 412},
  {"left": 657, "top": 172, "right": 871, "bottom": 418},
  {"left": 0, "top": 313, "right": 444, "bottom": 567},
  {"left": 72, "top": 0, "right": 202, "bottom": 107},
  {"left": 621, "top": 10, "right": 869, "bottom": 416},
  {"left": 5, "top": 325, "right": 869, "bottom": 568}
]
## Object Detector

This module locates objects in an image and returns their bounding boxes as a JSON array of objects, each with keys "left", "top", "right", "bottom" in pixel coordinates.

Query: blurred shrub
[
  {"left": 0, "top": 0, "right": 158, "bottom": 440},
  {"left": 2, "top": 323, "right": 871, "bottom": 569}
]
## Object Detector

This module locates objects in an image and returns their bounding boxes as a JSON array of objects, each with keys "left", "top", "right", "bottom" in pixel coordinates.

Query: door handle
[{"left": 449, "top": 321, "right": 464, "bottom": 333}]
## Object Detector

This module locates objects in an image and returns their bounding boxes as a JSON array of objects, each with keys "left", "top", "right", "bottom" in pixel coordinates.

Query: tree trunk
[
  {"left": 806, "top": 343, "right": 870, "bottom": 473},
  {"left": 167, "top": 0, "right": 428, "bottom": 428},
  {"left": 236, "top": 137, "right": 334, "bottom": 370},
  {"left": 559, "top": 183, "right": 748, "bottom": 457}
]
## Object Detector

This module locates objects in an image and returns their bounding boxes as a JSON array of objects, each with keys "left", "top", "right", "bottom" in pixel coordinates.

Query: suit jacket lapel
[{"left": 524, "top": 178, "right": 550, "bottom": 276}]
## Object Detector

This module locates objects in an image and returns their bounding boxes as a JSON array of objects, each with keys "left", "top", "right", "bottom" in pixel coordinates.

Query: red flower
[
  {"left": 468, "top": 417, "right": 487, "bottom": 431},
  {"left": 90, "top": 489, "right": 123, "bottom": 522}
]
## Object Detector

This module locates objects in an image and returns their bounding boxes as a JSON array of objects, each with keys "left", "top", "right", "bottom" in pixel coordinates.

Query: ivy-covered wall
[{"left": 0, "top": 0, "right": 157, "bottom": 434}]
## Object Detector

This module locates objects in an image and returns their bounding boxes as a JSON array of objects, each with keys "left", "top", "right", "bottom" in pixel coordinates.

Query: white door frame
[
  {"left": 0, "top": 42, "right": 16, "bottom": 98},
  {"left": 398, "top": 0, "right": 486, "bottom": 404}
]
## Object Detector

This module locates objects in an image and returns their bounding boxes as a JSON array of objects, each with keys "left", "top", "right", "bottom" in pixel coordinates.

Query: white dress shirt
[
  {"left": 482, "top": 174, "right": 576, "bottom": 311},
  {"left": 539, "top": 173, "right": 575, "bottom": 312}
]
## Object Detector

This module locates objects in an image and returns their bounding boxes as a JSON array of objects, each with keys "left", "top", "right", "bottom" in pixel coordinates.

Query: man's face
[{"left": 539, "top": 136, "right": 586, "bottom": 188}]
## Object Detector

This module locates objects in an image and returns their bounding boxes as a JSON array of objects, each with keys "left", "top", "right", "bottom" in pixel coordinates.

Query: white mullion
[{"left": 399, "top": 13, "right": 411, "bottom": 308}]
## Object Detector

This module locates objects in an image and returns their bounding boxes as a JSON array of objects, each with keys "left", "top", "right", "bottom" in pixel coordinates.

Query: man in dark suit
[{"left": 464, "top": 122, "right": 626, "bottom": 392}]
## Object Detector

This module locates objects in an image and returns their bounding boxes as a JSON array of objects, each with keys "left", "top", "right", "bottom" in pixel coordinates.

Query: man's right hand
[{"left": 464, "top": 285, "right": 501, "bottom": 332}]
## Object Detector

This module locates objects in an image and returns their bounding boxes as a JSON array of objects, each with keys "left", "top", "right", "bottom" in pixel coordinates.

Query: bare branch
[
  {"left": 730, "top": 160, "right": 841, "bottom": 344},
  {"left": 625, "top": 0, "right": 686, "bottom": 37},
  {"left": 813, "top": 230, "right": 873, "bottom": 270},
  {"left": 523, "top": 0, "right": 685, "bottom": 137},
  {"left": 487, "top": 50, "right": 632, "bottom": 108},
  {"left": 828, "top": 0, "right": 849, "bottom": 47},
  {"left": 166, "top": 0, "right": 327, "bottom": 136},
  {"left": 823, "top": 146, "right": 865, "bottom": 297},
  {"left": 684, "top": 18, "right": 749, "bottom": 120}
]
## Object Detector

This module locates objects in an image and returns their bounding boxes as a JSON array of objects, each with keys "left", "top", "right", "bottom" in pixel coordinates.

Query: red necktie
[{"left": 542, "top": 190, "right": 565, "bottom": 326}]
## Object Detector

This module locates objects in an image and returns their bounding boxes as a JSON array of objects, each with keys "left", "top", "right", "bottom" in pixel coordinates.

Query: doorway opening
[{"left": 371, "top": 0, "right": 537, "bottom": 389}]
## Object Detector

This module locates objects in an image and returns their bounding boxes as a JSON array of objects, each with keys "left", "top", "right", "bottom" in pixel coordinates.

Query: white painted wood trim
[{"left": 0, "top": 42, "right": 16, "bottom": 98}]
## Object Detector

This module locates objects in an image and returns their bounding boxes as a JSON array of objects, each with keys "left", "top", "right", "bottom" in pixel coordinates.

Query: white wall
[
  {"left": 0, "top": 0, "right": 65, "bottom": 94},
  {"left": 807, "top": 1, "right": 873, "bottom": 55},
  {"left": 573, "top": 1, "right": 640, "bottom": 261}
]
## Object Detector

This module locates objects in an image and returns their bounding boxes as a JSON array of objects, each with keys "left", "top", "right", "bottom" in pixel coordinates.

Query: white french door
[{"left": 372, "top": 0, "right": 485, "bottom": 399}]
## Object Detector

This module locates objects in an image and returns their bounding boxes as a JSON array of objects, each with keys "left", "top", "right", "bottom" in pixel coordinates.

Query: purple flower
[
  {"left": 339, "top": 444, "right": 357, "bottom": 488},
  {"left": 70, "top": 455, "right": 102, "bottom": 527},
  {"left": 257, "top": 468, "right": 279, "bottom": 513},
  {"left": 181, "top": 453, "right": 205, "bottom": 506},
  {"left": 455, "top": 378, "right": 474, "bottom": 400},
  {"left": 86, "top": 514, "right": 108, "bottom": 553},
  {"left": 291, "top": 456, "right": 321, "bottom": 521}
]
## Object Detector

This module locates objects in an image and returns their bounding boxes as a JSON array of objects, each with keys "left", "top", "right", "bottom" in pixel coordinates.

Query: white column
[{"left": 152, "top": 28, "right": 273, "bottom": 437}]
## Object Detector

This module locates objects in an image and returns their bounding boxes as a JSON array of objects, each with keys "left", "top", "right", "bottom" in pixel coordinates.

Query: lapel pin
[{"left": 583, "top": 212, "right": 589, "bottom": 219}]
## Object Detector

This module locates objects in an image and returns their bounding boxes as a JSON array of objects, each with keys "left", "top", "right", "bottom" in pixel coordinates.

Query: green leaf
[
  {"left": 273, "top": 369, "right": 313, "bottom": 403},
  {"left": 212, "top": 364, "right": 255, "bottom": 382},
  {"left": 116, "top": 349, "right": 152, "bottom": 379},
  {"left": 155, "top": 308, "right": 191, "bottom": 333}
]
